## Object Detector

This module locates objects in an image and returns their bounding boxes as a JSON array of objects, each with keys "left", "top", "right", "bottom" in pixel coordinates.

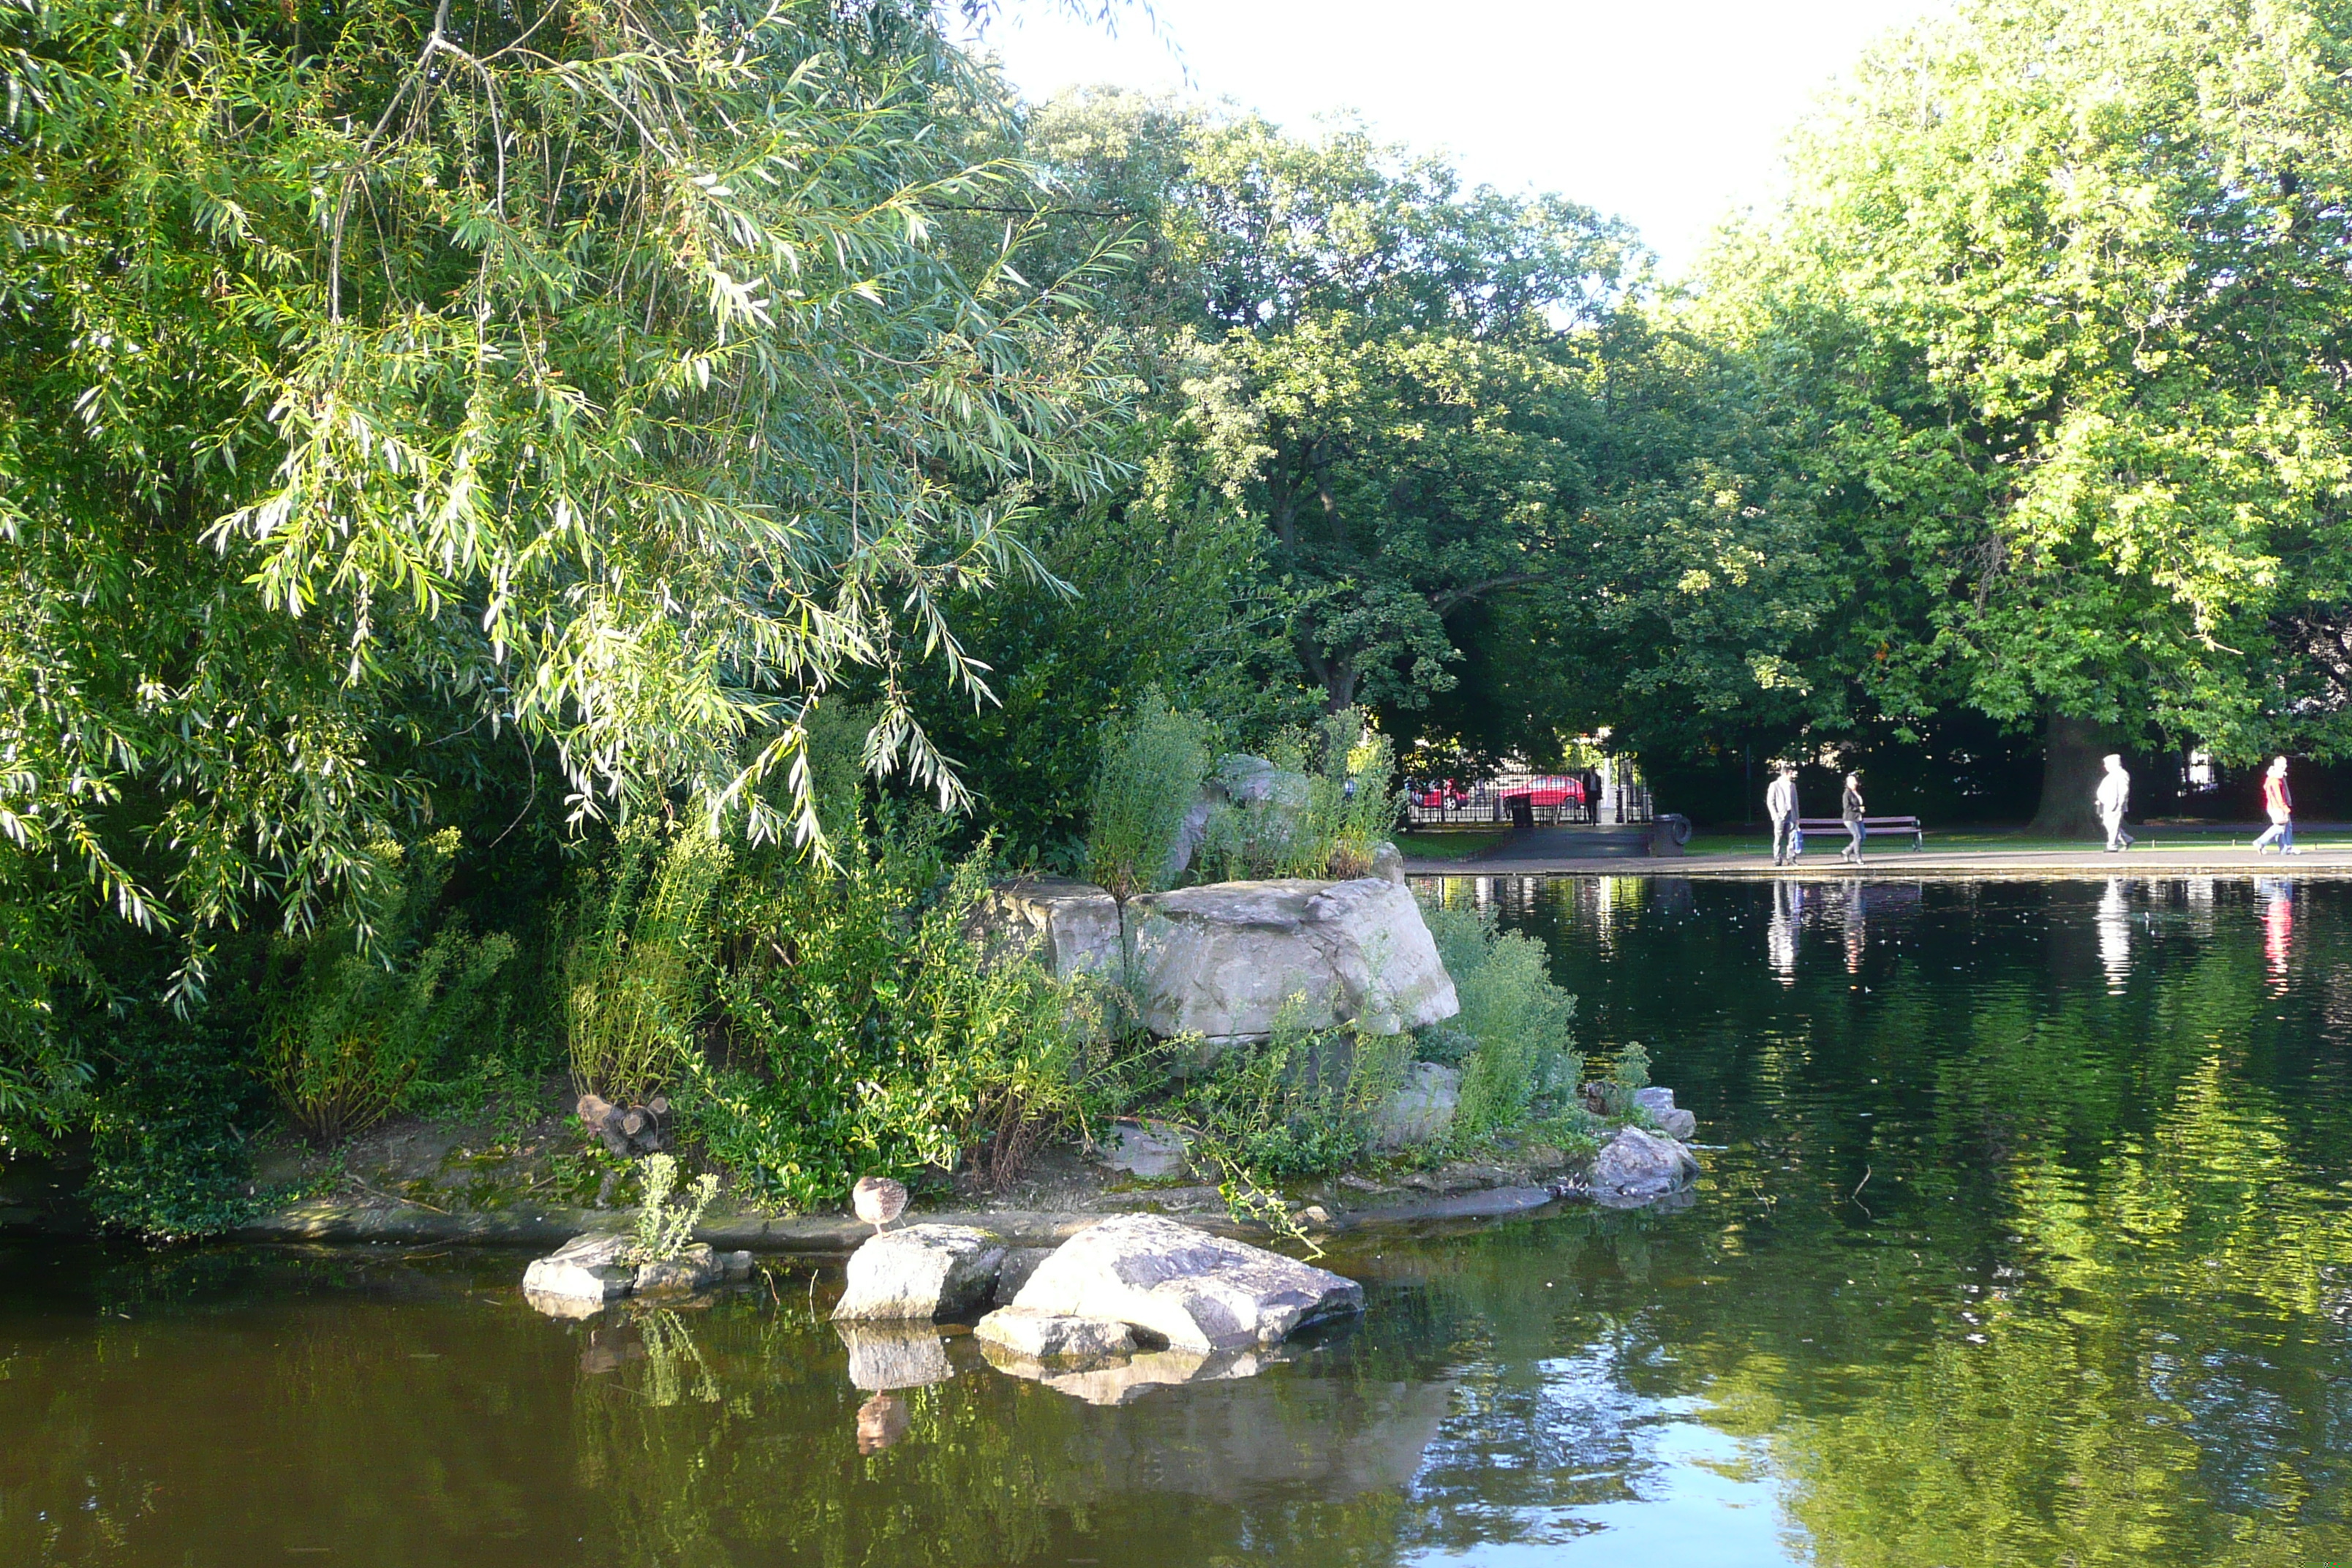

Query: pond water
[{"left": 4, "top": 875, "right": 2350, "bottom": 1567}]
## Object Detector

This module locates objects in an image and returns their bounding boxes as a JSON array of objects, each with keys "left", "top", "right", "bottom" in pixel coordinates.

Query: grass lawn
[{"left": 1395, "top": 830, "right": 1512, "bottom": 861}]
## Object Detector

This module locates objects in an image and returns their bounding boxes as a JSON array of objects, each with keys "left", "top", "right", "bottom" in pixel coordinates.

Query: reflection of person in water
[
  {"left": 1768, "top": 880, "right": 1803, "bottom": 984},
  {"left": 2259, "top": 877, "right": 2293, "bottom": 992},
  {"left": 1842, "top": 881, "right": 1866, "bottom": 973},
  {"left": 2096, "top": 878, "right": 2130, "bottom": 992}
]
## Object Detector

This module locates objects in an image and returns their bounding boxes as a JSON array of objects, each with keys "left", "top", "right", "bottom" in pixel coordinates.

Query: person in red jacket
[{"left": 2253, "top": 756, "right": 2297, "bottom": 854}]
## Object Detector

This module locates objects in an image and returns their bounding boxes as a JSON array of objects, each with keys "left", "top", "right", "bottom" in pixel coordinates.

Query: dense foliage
[{"left": 12, "top": 0, "right": 2352, "bottom": 1225}]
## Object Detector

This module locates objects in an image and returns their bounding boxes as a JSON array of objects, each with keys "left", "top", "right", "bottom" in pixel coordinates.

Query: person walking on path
[
  {"left": 1766, "top": 764, "right": 1801, "bottom": 865},
  {"left": 2253, "top": 756, "right": 2298, "bottom": 853},
  {"left": 2095, "top": 754, "right": 2133, "bottom": 853},
  {"left": 1840, "top": 772, "right": 1866, "bottom": 864}
]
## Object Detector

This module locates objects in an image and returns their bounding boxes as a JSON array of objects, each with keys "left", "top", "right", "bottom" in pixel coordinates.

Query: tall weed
[
  {"left": 1191, "top": 708, "right": 1397, "bottom": 882},
  {"left": 1084, "top": 691, "right": 1213, "bottom": 899},
  {"left": 1156, "top": 999, "right": 1411, "bottom": 1177},
  {"left": 564, "top": 820, "right": 731, "bottom": 1102},
  {"left": 262, "top": 831, "right": 514, "bottom": 1145}
]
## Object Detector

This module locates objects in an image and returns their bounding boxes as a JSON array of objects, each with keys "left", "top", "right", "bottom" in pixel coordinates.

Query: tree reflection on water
[{"left": 0, "top": 877, "right": 2347, "bottom": 1567}]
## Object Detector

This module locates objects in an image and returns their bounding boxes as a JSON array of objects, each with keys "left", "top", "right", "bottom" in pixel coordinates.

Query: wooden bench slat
[{"left": 1791, "top": 815, "right": 1926, "bottom": 848}]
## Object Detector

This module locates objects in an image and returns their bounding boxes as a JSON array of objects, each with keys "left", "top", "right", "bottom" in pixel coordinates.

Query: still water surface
[{"left": 4, "top": 875, "right": 2349, "bottom": 1567}]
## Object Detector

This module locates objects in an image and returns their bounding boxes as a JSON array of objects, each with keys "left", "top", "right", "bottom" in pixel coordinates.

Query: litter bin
[
  {"left": 1506, "top": 794, "right": 1536, "bottom": 832},
  {"left": 1648, "top": 813, "right": 1692, "bottom": 857}
]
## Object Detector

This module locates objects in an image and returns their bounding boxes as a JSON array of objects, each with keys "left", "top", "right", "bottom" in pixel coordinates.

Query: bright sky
[{"left": 972, "top": 0, "right": 1946, "bottom": 280}]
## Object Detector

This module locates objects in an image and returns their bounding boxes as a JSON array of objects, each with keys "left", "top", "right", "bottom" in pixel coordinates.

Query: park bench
[{"left": 1795, "top": 815, "right": 1925, "bottom": 851}]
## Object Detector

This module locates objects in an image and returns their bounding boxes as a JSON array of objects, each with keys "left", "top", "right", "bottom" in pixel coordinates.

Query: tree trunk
[
  {"left": 1322, "top": 659, "right": 1357, "bottom": 713},
  {"left": 2027, "top": 713, "right": 2112, "bottom": 838}
]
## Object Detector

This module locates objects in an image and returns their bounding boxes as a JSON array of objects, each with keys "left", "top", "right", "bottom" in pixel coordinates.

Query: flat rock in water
[
  {"left": 1009, "top": 1213, "right": 1362, "bottom": 1352},
  {"left": 633, "top": 1243, "right": 719, "bottom": 1294},
  {"left": 973, "top": 1308, "right": 1137, "bottom": 1362},
  {"left": 1589, "top": 1126, "right": 1700, "bottom": 1208},
  {"left": 522, "top": 1232, "right": 636, "bottom": 1304},
  {"left": 832, "top": 1224, "right": 1007, "bottom": 1322},
  {"left": 834, "top": 1322, "right": 954, "bottom": 1390}
]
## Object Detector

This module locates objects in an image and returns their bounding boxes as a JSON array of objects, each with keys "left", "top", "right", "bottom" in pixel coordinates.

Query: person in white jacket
[
  {"left": 1766, "top": 764, "right": 1801, "bottom": 866},
  {"left": 2095, "top": 754, "right": 2133, "bottom": 853}
]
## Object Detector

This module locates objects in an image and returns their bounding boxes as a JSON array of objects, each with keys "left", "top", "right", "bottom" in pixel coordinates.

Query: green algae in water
[{"left": 2, "top": 875, "right": 2347, "bottom": 1566}]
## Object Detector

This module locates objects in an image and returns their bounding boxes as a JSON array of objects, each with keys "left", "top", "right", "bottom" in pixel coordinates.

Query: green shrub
[
  {"left": 1156, "top": 999, "right": 1411, "bottom": 1179},
  {"left": 563, "top": 821, "right": 731, "bottom": 1103},
  {"left": 0, "top": 881, "right": 96, "bottom": 1158},
  {"left": 1084, "top": 690, "right": 1213, "bottom": 899},
  {"left": 262, "top": 832, "right": 514, "bottom": 1145},
  {"left": 693, "top": 807, "right": 1116, "bottom": 1208},
  {"left": 1420, "top": 898, "right": 1581, "bottom": 1141},
  {"left": 86, "top": 1005, "right": 269, "bottom": 1239}
]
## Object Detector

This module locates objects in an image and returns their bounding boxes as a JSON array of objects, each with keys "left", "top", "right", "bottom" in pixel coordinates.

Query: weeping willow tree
[{"left": 0, "top": 0, "right": 1133, "bottom": 1133}]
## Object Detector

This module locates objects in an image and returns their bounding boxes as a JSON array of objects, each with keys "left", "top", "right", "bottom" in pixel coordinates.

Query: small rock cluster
[
  {"left": 521, "top": 1230, "right": 755, "bottom": 1316},
  {"left": 830, "top": 1213, "right": 1362, "bottom": 1408}
]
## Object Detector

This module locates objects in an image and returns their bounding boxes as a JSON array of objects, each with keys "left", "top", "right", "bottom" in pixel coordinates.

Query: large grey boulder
[
  {"left": 1368, "top": 841, "right": 1406, "bottom": 885},
  {"left": 832, "top": 1224, "right": 1008, "bottom": 1322},
  {"left": 1588, "top": 1126, "right": 1700, "bottom": 1208},
  {"left": 966, "top": 877, "right": 1123, "bottom": 981},
  {"left": 1123, "top": 878, "right": 1459, "bottom": 1044},
  {"left": 522, "top": 1232, "right": 636, "bottom": 1305},
  {"left": 1009, "top": 1213, "right": 1362, "bottom": 1352},
  {"left": 973, "top": 1308, "right": 1137, "bottom": 1362},
  {"left": 1371, "top": 1061, "right": 1460, "bottom": 1150}
]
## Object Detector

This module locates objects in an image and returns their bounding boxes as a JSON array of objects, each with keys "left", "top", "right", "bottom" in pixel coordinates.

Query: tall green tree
[
  {"left": 0, "top": 0, "right": 1129, "bottom": 1126},
  {"left": 1710, "top": 0, "right": 2352, "bottom": 830}
]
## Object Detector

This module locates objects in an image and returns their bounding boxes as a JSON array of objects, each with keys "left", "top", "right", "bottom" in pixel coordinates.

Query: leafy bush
[
  {"left": 1084, "top": 691, "right": 1213, "bottom": 899},
  {"left": 693, "top": 807, "right": 1114, "bottom": 1209},
  {"left": 86, "top": 1006, "right": 270, "bottom": 1239},
  {"left": 262, "top": 832, "right": 514, "bottom": 1145},
  {"left": 1420, "top": 898, "right": 1582, "bottom": 1140},
  {"left": 564, "top": 821, "right": 731, "bottom": 1103}
]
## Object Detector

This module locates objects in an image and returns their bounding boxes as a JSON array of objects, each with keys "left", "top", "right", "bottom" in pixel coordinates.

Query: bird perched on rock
[{"left": 851, "top": 1175, "right": 908, "bottom": 1235}]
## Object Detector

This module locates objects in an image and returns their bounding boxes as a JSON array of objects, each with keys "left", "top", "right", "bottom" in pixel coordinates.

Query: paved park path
[{"left": 1403, "top": 837, "right": 2352, "bottom": 881}]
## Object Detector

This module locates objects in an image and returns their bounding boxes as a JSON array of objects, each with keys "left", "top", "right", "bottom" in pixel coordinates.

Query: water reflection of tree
[{"left": 1452, "top": 877, "right": 2352, "bottom": 1565}]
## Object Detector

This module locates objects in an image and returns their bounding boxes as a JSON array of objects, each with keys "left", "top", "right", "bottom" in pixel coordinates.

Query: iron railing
[{"left": 1402, "top": 773, "right": 1652, "bottom": 828}]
